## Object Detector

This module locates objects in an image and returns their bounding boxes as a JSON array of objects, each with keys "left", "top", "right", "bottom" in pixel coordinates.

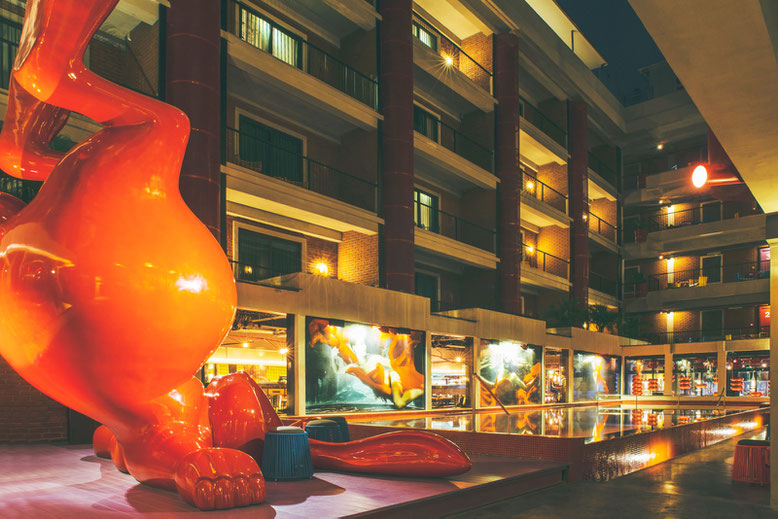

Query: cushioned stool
[
  {"left": 327, "top": 416, "right": 350, "bottom": 442},
  {"left": 261, "top": 426, "right": 314, "bottom": 480},
  {"left": 732, "top": 439, "right": 770, "bottom": 485},
  {"left": 305, "top": 419, "right": 342, "bottom": 442}
]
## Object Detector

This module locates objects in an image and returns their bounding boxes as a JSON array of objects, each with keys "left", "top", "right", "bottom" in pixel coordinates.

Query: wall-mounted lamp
[{"left": 315, "top": 262, "right": 329, "bottom": 276}]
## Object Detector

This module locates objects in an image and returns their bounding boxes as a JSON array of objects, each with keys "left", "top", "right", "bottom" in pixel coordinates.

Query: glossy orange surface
[{"left": 0, "top": 0, "right": 263, "bottom": 511}]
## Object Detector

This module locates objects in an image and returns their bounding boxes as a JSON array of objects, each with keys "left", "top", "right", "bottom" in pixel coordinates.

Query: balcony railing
[
  {"left": 643, "top": 326, "right": 769, "bottom": 344},
  {"left": 411, "top": 11, "right": 492, "bottom": 94},
  {"left": 644, "top": 261, "right": 768, "bottom": 292},
  {"left": 522, "top": 244, "right": 569, "bottom": 279},
  {"left": 414, "top": 200, "right": 496, "bottom": 253},
  {"left": 588, "top": 211, "right": 617, "bottom": 242},
  {"left": 624, "top": 143, "right": 707, "bottom": 186},
  {"left": 225, "top": 127, "right": 378, "bottom": 212},
  {"left": 590, "top": 271, "right": 619, "bottom": 297},
  {"left": 226, "top": 0, "right": 378, "bottom": 109},
  {"left": 521, "top": 169, "right": 567, "bottom": 213},
  {"left": 414, "top": 109, "right": 493, "bottom": 172},
  {"left": 588, "top": 151, "right": 618, "bottom": 188},
  {"left": 519, "top": 97, "right": 567, "bottom": 149},
  {"left": 643, "top": 202, "right": 761, "bottom": 232}
]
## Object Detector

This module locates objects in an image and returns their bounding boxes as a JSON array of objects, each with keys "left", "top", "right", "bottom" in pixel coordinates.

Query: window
[
  {"left": 238, "top": 115, "right": 303, "bottom": 183},
  {"left": 701, "top": 255, "right": 722, "bottom": 284},
  {"left": 414, "top": 188, "right": 439, "bottom": 233},
  {"left": 701, "top": 310, "right": 723, "bottom": 339},
  {"left": 701, "top": 201, "right": 722, "bottom": 223},
  {"left": 237, "top": 227, "right": 302, "bottom": 282},
  {"left": 411, "top": 21, "right": 437, "bottom": 51},
  {"left": 413, "top": 105, "right": 439, "bottom": 142},
  {"left": 240, "top": 8, "right": 301, "bottom": 68},
  {"left": 415, "top": 272, "right": 439, "bottom": 311},
  {"left": 759, "top": 247, "right": 770, "bottom": 274}
]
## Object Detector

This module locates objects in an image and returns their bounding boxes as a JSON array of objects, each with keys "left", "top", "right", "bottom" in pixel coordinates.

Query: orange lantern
[
  {"left": 647, "top": 413, "right": 658, "bottom": 426},
  {"left": 631, "top": 375, "right": 643, "bottom": 396},
  {"left": 730, "top": 378, "right": 744, "bottom": 392},
  {"left": 679, "top": 376, "right": 692, "bottom": 391},
  {"left": 647, "top": 378, "right": 659, "bottom": 392}
]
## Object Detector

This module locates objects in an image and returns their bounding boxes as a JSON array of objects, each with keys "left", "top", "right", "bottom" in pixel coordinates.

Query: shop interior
[
  {"left": 673, "top": 354, "right": 717, "bottom": 396},
  {"left": 431, "top": 334, "right": 472, "bottom": 408},
  {"left": 727, "top": 350, "right": 770, "bottom": 397},
  {"left": 544, "top": 348, "right": 569, "bottom": 403},
  {"left": 625, "top": 355, "right": 665, "bottom": 396}
]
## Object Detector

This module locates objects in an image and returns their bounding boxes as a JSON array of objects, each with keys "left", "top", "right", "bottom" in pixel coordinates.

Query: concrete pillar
[
  {"left": 663, "top": 350, "right": 674, "bottom": 396},
  {"left": 568, "top": 99, "right": 589, "bottom": 306},
  {"left": 769, "top": 237, "right": 778, "bottom": 507},
  {"left": 567, "top": 348, "right": 575, "bottom": 402},
  {"left": 379, "top": 0, "right": 415, "bottom": 293},
  {"left": 425, "top": 332, "right": 432, "bottom": 410},
  {"left": 717, "top": 345, "right": 728, "bottom": 400},
  {"left": 493, "top": 33, "right": 522, "bottom": 315},
  {"left": 165, "top": 0, "right": 222, "bottom": 240},
  {"left": 291, "top": 314, "right": 306, "bottom": 416}
]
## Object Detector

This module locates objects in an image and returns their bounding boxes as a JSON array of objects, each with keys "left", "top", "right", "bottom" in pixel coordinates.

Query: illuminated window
[
  {"left": 414, "top": 188, "right": 439, "bottom": 233},
  {"left": 237, "top": 228, "right": 301, "bottom": 282},
  {"left": 240, "top": 8, "right": 301, "bottom": 68},
  {"left": 411, "top": 21, "right": 437, "bottom": 51}
]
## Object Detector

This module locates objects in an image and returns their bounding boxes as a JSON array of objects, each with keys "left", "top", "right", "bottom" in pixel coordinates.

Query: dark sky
[{"left": 555, "top": 0, "right": 663, "bottom": 104}]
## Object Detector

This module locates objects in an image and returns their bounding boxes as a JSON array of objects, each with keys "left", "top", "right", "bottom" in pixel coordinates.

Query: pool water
[{"left": 356, "top": 405, "right": 758, "bottom": 443}]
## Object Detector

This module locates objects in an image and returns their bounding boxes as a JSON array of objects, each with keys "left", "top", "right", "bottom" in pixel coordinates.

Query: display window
[
  {"left": 625, "top": 356, "right": 664, "bottom": 396},
  {"left": 673, "top": 354, "right": 717, "bottom": 396},
  {"left": 726, "top": 351, "right": 769, "bottom": 397},
  {"left": 573, "top": 352, "right": 621, "bottom": 401},
  {"left": 431, "top": 334, "right": 473, "bottom": 409},
  {"left": 478, "top": 340, "right": 541, "bottom": 406},
  {"left": 544, "top": 348, "right": 569, "bottom": 403},
  {"left": 305, "top": 317, "right": 425, "bottom": 413},
  {"left": 204, "top": 309, "right": 290, "bottom": 414}
]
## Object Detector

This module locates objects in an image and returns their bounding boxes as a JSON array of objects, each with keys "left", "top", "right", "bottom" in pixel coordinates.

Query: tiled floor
[
  {"left": 0, "top": 445, "right": 563, "bottom": 518},
  {"left": 447, "top": 428, "right": 777, "bottom": 519}
]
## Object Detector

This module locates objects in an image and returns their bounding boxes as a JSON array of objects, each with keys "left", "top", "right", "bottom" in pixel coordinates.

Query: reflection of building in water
[
  {"left": 204, "top": 309, "right": 290, "bottom": 413},
  {"left": 431, "top": 334, "right": 472, "bottom": 408},
  {"left": 478, "top": 341, "right": 541, "bottom": 406}
]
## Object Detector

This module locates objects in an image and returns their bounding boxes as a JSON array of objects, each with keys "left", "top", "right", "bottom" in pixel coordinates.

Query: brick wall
[
  {"left": 589, "top": 197, "right": 617, "bottom": 228},
  {"left": 338, "top": 231, "right": 379, "bottom": 286},
  {"left": 460, "top": 32, "right": 492, "bottom": 92},
  {"left": 89, "top": 22, "right": 159, "bottom": 96},
  {"left": 673, "top": 311, "right": 699, "bottom": 334},
  {"left": 535, "top": 163, "right": 568, "bottom": 196},
  {"left": 306, "top": 238, "right": 338, "bottom": 277},
  {"left": 724, "top": 306, "right": 758, "bottom": 330},
  {"left": 0, "top": 357, "right": 67, "bottom": 443},
  {"left": 538, "top": 225, "right": 569, "bottom": 260}
]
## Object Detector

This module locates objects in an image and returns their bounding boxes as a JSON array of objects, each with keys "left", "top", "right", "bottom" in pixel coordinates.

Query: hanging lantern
[
  {"left": 678, "top": 415, "right": 691, "bottom": 425},
  {"left": 679, "top": 376, "right": 692, "bottom": 391},
  {"left": 631, "top": 408, "right": 644, "bottom": 423},
  {"left": 730, "top": 377, "right": 744, "bottom": 392},
  {"left": 647, "top": 378, "right": 660, "bottom": 392},
  {"left": 631, "top": 375, "right": 643, "bottom": 396},
  {"left": 647, "top": 413, "right": 658, "bottom": 426}
]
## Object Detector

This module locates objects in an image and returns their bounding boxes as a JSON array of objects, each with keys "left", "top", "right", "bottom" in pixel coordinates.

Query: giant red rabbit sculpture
[{"left": 0, "top": 0, "right": 470, "bottom": 511}]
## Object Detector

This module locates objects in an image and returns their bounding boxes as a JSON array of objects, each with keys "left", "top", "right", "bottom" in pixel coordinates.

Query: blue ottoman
[
  {"left": 261, "top": 426, "right": 314, "bottom": 480},
  {"left": 327, "top": 416, "right": 350, "bottom": 442},
  {"left": 305, "top": 419, "right": 342, "bottom": 442}
]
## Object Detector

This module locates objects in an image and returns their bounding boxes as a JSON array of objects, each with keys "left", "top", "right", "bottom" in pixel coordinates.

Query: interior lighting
[
  {"left": 525, "top": 244, "right": 534, "bottom": 254},
  {"left": 444, "top": 55, "right": 453, "bottom": 66},
  {"left": 242, "top": 342, "right": 249, "bottom": 348},
  {"left": 762, "top": 362, "right": 768, "bottom": 368},
  {"left": 526, "top": 180, "right": 535, "bottom": 191},
  {"left": 455, "top": 356, "right": 462, "bottom": 363},
  {"left": 659, "top": 255, "right": 664, "bottom": 260},
  {"left": 692, "top": 165, "right": 708, "bottom": 188},
  {"left": 315, "top": 262, "right": 329, "bottom": 276},
  {"left": 657, "top": 143, "right": 664, "bottom": 150},
  {"left": 279, "top": 347, "right": 289, "bottom": 355}
]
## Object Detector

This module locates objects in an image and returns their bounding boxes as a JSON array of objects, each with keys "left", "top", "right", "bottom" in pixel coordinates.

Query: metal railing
[
  {"left": 519, "top": 96, "right": 567, "bottom": 148},
  {"left": 588, "top": 211, "right": 617, "bottom": 242},
  {"left": 643, "top": 327, "right": 769, "bottom": 344},
  {"left": 522, "top": 244, "right": 569, "bottom": 279},
  {"left": 624, "top": 143, "right": 708, "bottom": 181},
  {"left": 414, "top": 200, "right": 496, "bottom": 253},
  {"left": 645, "top": 261, "right": 768, "bottom": 292},
  {"left": 225, "top": 127, "right": 378, "bottom": 212},
  {"left": 643, "top": 202, "right": 761, "bottom": 231},
  {"left": 413, "top": 108, "right": 493, "bottom": 172},
  {"left": 226, "top": 0, "right": 378, "bottom": 109},
  {"left": 411, "top": 11, "right": 492, "bottom": 93},
  {"left": 521, "top": 169, "right": 567, "bottom": 213},
  {"left": 588, "top": 151, "right": 618, "bottom": 187},
  {"left": 589, "top": 271, "right": 619, "bottom": 297}
]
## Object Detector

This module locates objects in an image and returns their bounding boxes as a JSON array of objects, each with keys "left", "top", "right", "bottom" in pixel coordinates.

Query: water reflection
[{"left": 362, "top": 406, "right": 746, "bottom": 443}]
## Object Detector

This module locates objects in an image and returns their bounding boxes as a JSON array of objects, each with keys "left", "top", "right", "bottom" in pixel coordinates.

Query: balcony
[
  {"left": 520, "top": 169, "right": 569, "bottom": 229},
  {"left": 588, "top": 211, "right": 618, "bottom": 250},
  {"left": 224, "top": 127, "right": 381, "bottom": 235},
  {"left": 642, "top": 327, "right": 769, "bottom": 345},
  {"left": 589, "top": 272, "right": 619, "bottom": 307},
  {"left": 521, "top": 244, "right": 570, "bottom": 292},
  {"left": 413, "top": 111, "right": 497, "bottom": 192},
  {"left": 412, "top": 11, "right": 495, "bottom": 113},
  {"left": 623, "top": 212, "right": 766, "bottom": 259},
  {"left": 279, "top": 0, "right": 379, "bottom": 41},
  {"left": 588, "top": 151, "right": 619, "bottom": 190},
  {"left": 224, "top": 0, "right": 380, "bottom": 137},
  {"left": 625, "top": 262, "right": 770, "bottom": 312},
  {"left": 413, "top": 200, "right": 498, "bottom": 269},
  {"left": 519, "top": 97, "right": 568, "bottom": 167}
]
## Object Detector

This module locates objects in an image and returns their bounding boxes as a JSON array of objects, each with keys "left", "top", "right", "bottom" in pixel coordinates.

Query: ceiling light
[{"left": 692, "top": 165, "right": 708, "bottom": 188}]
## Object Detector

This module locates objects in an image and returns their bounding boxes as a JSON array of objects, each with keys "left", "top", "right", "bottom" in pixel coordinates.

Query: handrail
[
  {"left": 643, "top": 202, "right": 761, "bottom": 232},
  {"left": 645, "top": 261, "right": 767, "bottom": 291},
  {"left": 588, "top": 150, "right": 618, "bottom": 187},
  {"left": 227, "top": 0, "right": 378, "bottom": 109},
  {"left": 414, "top": 199, "right": 496, "bottom": 253},
  {"left": 519, "top": 96, "right": 567, "bottom": 148},
  {"left": 589, "top": 271, "right": 619, "bottom": 297},
  {"left": 644, "top": 326, "right": 769, "bottom": 344},
  {"left": 588, "top": 211, "right": 617, "bottom": 241},
  {"left": 413, "top": 108, "right": 493, "bottom": 172},
  {"left": 411, "top": 10, "right": 492, "bottom": 93},
  {"left": 522, "top": 242, "right": 569, "bottom": 279},
  {"left": 624, "top": 142, "right": 707, "bottom": 178},
  {"left": 521, "top": 169, "right": 567, "bottom": 213},
  {"left": 225, "top": 126, "right": 378, "bottom": 212}
]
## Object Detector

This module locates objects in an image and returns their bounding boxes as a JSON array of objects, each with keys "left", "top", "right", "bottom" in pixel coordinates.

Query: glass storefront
[
  {"left": 305, "top": 317, "right": 425, "bottom": 413},
  {"left": 573, "top": 352, "right": 621, "bottom": 401},
  {"left": 673, "top": 354, "right": 717, "bottom": 396},
  {"left": 478, "top": 340, "right": 541, "bottom": 406},
  {"left": 431, "top": 334, "right": 472, "bottom": 408},
  {"left": 625, "top": 355, "right": 664, "bottom": 396},
  {"left": 544, "top": 348, "right": 569, "bottom": 403},
  {"left": 727, "top": 351, "right": 770, "bottom": 397},
  {"left": 204, "top": 310, "right": 290, "bottom": 414}
]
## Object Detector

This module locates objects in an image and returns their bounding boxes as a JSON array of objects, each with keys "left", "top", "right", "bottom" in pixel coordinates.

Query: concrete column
[
  {"left": 425, "top": 332, "right": 432, "bottom": 410},
  {"left": 291, "top": 315, "right": 306, "bottom": 416},
  {"left": 768, "top": 238, "right": 778, "bottom": 507},
  {"left": 474, "top": 338, "right": 483, "bottom": 408},
  {"left": 568, "top": 99, "right": 589, "bottom": 306},
  {"left": 379, "top": 0, "right": 415, "bottom": 293},
  {"left": 717, "top": 345, "right": 728, "bottom": 400},
  {"left": 493, "top": 33, "right": 522, "bottom": 315},
  {"left": 165, "top": 0, "right": 222, "bottom": 240},
  {"left": 567, "top": 348, "right": 575, "bottom": 402},
  {"left": 663, "top": 350, "right": 674, "bottom": 396}
]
